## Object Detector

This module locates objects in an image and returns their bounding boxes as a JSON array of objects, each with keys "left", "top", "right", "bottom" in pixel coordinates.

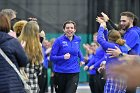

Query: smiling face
[
  {"left": 63, "top": 23, "right": 76, "bottom": 38},
  {"left": 120, "top": 16, "right": 131, "bottom": 30}
]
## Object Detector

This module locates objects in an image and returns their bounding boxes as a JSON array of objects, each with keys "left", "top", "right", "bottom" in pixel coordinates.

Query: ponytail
[{"left": 116, "top": 38, "right": 125, "bottom": 46}]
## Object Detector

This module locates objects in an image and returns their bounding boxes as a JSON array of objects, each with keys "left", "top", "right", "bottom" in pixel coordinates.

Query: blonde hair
[
  {"left": 13, "top": 20, "right": 27, "bottom": 37},
  {"left": 109, "top": 29, "right": 125, "bottom": 46},
  {"left": 1, "top": 9, "right": 16, "bottom": 19},
  {"left": 18, "top": 21, "right": 43, "bottom": 65}
]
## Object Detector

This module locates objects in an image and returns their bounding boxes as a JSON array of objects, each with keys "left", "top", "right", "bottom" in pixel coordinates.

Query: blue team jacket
[
  {"left": 50, "top": 34, "right": 84, "bottom": 73},
  {"left": 42, "top": 45, "right": 48, "bottom": 69},
  {"left": 123, "top": 26, "right": 140, "bottom": 55},
  {"left": 86, "top": 54, "right": 96, "bottom": 75},
  {"left": 97, "top": 26, "right": 129, "bottom": 75},
  {"left": 86, "top": 46, "right": 106, "bottom": 75}
]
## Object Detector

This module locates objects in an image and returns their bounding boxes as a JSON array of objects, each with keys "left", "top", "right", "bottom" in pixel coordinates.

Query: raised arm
[{"left": 101, "top": 12, "right": 118, "bottom": 30}]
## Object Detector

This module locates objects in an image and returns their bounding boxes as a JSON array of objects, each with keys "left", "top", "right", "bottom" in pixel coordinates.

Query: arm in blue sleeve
[
  {"left": 77, "top": 38, "right": 84, "bottom": 62},
  {"left": 97, "top": 26, "right": 115, "bottom": 51},
  {"left": 43, "top": 55, "right": 48, "bottom": 69},
  {"left": 78, "top": 50, "right": 84, "bottom": 62},
  {"left": 42, "top": 46, "right": 48, "bottom": 68},
  {"left": 124, "top": 29, "right": 139, "bottom": 48},
  {"left": 104, "top": 29, "right": 108, "bottom": 41},
  {"left": 50, "top": 39, "right": 64, "bottom": 62},
  {"left": 94, "top": 57, "right": 106, "bottom": 69},
  {"left": 86, "top": 57, "right": 95, "bottom": 67}
]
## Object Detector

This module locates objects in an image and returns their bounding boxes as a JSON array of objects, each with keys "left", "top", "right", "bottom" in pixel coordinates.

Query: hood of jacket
[{"left": 0, "top": 31, "right": 13, "bottom": 45}]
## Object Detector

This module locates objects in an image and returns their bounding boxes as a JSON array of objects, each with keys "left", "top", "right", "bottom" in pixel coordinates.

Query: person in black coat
[{"left": 0, "top": 13, "right": 28, "bottom": 93}]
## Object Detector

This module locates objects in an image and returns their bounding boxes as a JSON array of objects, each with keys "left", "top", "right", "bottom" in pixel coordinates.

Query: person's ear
[
  {"left": 129, "top": 18, "right": 134, "bottom": 25},
  {"left": 74, "top": 29, "right": 76, "bottom": 32}
]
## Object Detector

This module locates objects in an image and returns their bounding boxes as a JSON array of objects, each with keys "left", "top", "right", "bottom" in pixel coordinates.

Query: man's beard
[
  {"left": 122, "top": 23, "right": 130, "bottom": 30},
  {"left": 124, "top": 24, "right": 130, "bottom": 30}
]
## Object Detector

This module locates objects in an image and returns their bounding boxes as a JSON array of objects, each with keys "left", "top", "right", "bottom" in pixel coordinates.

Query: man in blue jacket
[
  {"left": 50, "top": 20, "right": 85, "bottom": 93},
  {"left": 120, "top": 12, "right": 140, "bottom": 55},
  {"left": 106, "top": 11, "right": 140, "bottom": 93}
]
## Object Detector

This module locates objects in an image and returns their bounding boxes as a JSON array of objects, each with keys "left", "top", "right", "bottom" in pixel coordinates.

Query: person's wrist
[
  {"left": 104, "top": 18, "right": 109, "bottom": 22},
  {"left": 100, "top": 23, "right": 106, "bottom": 28},
  {"left": 119, "top": 53, "right": 125, "bottom": 57}
]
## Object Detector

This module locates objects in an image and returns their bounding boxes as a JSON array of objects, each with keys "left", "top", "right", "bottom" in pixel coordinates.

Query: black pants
[
  {"left": 89, "top": 74, "right": 104, "bottom": 93},
  {"left": 50, "top": 76, "right": 54, "bottom": 93},
  {"left": 38, "top": 67, "right": 48, "bottom": 93},
  {"left": 54, "top": 72, "right": 79, "bottom": 93}
]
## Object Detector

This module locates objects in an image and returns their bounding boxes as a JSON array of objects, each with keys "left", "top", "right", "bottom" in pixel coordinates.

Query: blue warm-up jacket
[
  {"left": 97, "top": 26, "right": 129, "bottom": 75},
  {"left": 123, "top": 26, "right": 140, "bottom": 55},
  {"left": 50, "top": 34, "right": 84, "bottom": 73},
  {"left": 86, "top": 46, "right": 106, "bottom": 74}
]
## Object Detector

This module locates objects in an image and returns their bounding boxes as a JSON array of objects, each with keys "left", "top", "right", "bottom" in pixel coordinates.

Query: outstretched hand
[
  {"left": 96, "top": 17, "right": 106, "bottom": 28},
  {"left": 96, "top": 16, "right": 104, "bottom": 24},
  {"left": 89, "top": 65, "right": 94, "bottom": 70},
  {"left": 101, "top": 12, "right": 109, "bottom": 22},
  {"left": 106, "top": 46, "right": 122, "bottom": 58},
  {"left": 84, "top": 66, "right": 89, "bottom": 71},
  {"left": 80, "top": 61, "right": 85, "bottom": 67}
]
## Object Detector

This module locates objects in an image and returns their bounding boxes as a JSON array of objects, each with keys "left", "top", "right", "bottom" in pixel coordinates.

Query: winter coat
[{"left": 0, "top": 31, "right": 28, "bottom": 93}]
